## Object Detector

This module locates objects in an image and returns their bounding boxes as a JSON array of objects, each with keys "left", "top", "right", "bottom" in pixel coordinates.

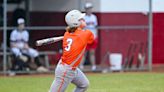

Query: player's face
[
  {"left": 18, "top": 23, "right": 25, "bottom": 30},
  {"left": 79, "top": 19, "right": 86, "bottom": 28},
  {"left": 85, "top": 8, "right": 92, "bottom": 15}
]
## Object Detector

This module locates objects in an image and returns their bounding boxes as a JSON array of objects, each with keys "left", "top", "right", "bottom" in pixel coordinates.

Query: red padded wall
[{"left": 153, "top": 13, "right": 164, "bottom": 64}]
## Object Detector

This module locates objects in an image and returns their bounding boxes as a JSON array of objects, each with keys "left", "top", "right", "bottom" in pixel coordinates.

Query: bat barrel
[{"left": 36, "top": 36, "right": 64, "bottom": 46}]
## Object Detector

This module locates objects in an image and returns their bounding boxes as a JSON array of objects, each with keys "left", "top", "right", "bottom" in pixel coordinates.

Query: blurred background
[{"left": 0, "top": 0, "right": 163, "bottom": 75}]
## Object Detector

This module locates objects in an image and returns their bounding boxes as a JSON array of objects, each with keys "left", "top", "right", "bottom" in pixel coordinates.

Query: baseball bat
[
  {"left": 128, "top": 43, "right": 137, "bottom": 68},
  {"left": 36, "top": 36, "right": 64, "bottom": 46},
  {"left": 123, "top": 43, "right": 132, "bottom": 69},
  {"left": 136, "top": 42, "right": 143, "bottom": 68}
]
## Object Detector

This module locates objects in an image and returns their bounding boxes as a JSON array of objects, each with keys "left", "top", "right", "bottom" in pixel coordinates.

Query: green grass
[{"left": 0, "top": 73, "right": 164, "bottom": 92}]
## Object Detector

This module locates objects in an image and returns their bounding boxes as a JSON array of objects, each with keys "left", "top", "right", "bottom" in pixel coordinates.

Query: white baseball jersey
[
  {"left": 10, "top": 29, "right": 29, "bottom": 49},
  {"left": 84, "top": 14, "right": 98, "bottom": 38}
]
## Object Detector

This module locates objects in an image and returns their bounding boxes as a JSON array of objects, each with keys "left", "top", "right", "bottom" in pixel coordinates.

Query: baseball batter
[{"left": 49, "top": 10, "right": 94, "bottom": 92}]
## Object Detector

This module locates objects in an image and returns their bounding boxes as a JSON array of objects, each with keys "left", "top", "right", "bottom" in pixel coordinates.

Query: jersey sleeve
[
  {"left": 10, "top": 30, "right": 16, "bottom": 42},
  {"left": 23, "top": 31, "right": 29, "bottom": 42},
  {"left": 85, "top": 30, "right": 94, "bottom": 44},
  {"left": 93, "top": 15, "right": 98, "bottom": 26}
]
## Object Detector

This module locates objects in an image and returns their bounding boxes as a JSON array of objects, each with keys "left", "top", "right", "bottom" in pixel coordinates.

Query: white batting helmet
[{"left": 65, "top": 10, "right": 85, "bottom": 27}]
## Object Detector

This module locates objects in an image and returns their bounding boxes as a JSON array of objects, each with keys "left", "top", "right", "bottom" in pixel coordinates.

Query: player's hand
[
  {"left": 24, "top": 44, "right": 29, "bottom": 49},
  {"left": 80, "top": 19, "right": 86, "bottom": 28}
]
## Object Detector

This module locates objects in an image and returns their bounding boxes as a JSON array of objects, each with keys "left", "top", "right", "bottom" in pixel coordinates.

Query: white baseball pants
[
  {"left": 11, "top": 47, "right": 39, "bottom": 58},
  {"left": 49, "top": 61, "right": 89, "bottom": 92}
]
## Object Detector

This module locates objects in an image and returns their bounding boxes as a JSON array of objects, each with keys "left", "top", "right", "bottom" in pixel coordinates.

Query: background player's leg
[
  {"left": 11, "top": 48, "right": 29, "bottom": 70},
  {"left": 89, "top": 49, "right": 96, "bottom": 71},
  {"left": 26, "top": 48, "right": 39, "bottom": 58},
  {"left": 25, "top": 48, "right": 48, "bottom": 72},
  {"left": 11, "top": 47, "right": 22, "bottom": 56},
  {"left": 72, "top": 68, "right": 89, "bottom": 92},
  {"left": 80, "top": 52, "right": 87, "bottom": 70}
]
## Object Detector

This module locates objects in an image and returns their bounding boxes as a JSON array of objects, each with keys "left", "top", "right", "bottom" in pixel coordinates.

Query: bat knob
[{"left": 36, "top": 41, "right": 42, "bottom": 46}]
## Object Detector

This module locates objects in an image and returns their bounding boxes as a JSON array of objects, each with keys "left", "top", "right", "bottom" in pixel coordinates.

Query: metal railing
[{"left": 0, "top": 25, "right": 148, "bottom": 31}]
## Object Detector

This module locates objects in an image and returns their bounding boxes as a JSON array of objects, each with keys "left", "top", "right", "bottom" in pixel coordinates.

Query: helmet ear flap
[{"left": 65, "top": 10, "right": 85, "bottom": 27}]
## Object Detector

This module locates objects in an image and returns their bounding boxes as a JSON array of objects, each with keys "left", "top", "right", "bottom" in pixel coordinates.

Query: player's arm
[
  {"left": 23, "top": 43, "right": 29, "bottom": 49},
  {"left": 23, "top": 31, "right": 29, "bottom": 49},
  {"left": 94, "top": 15, "right": 98, "bottom": 27},
  {"left": 10, "top": 41, "right": 17, "bottom": 48},
  {"left": 10, "top": 31, "right": 18, "bottom": 48}
]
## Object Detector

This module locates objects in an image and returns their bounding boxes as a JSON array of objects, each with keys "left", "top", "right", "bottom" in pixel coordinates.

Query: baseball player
[
  {"left": 49, "top": 10, "right": 94, "bottom": 92},
  {"left": 80, "top": 2, "right": 98, "bottom": 71},
  {"left": 10, "top": 18, "right": 48, "bottom": 72}
]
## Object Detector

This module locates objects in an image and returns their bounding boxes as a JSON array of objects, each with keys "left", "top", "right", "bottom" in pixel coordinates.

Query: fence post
[{"left": 3, "top": 0, "right": 7, "bottom": 75}]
